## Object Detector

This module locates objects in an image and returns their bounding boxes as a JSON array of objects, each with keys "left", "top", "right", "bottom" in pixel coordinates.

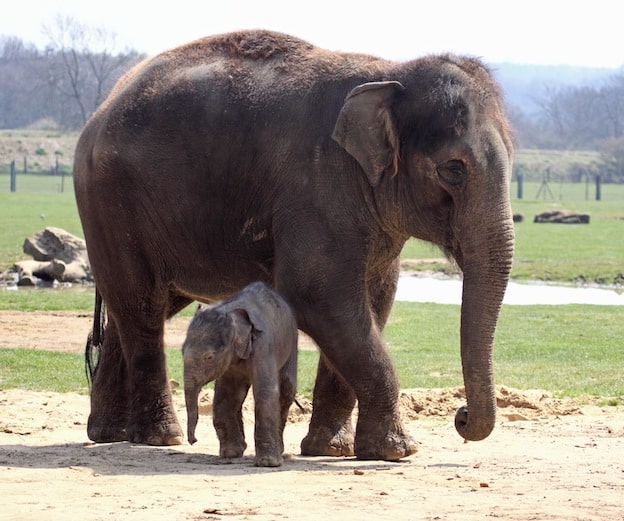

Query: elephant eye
[{"left": 436, "top": 160, "right": 466, "bottom": 186}]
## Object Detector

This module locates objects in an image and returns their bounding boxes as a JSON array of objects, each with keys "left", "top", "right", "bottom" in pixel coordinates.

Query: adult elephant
[{"left": 74, "top": 30, "right": 514, "bottom": 461}]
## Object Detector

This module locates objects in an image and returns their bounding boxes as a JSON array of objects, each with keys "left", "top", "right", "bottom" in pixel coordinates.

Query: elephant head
[
  {"left": 182, "top": 305, "right": 257, "bottom": 444},
  {"left": 333, "top": 58, "right": 515, "bottom": 442}
]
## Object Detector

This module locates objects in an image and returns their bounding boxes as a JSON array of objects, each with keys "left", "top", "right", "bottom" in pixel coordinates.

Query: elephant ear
[
  {"left": 228, "top": 308, "right": 268, "bottom": 359},
  {"left": 332, "top": 81, "right": 405, "bottom": 187}
]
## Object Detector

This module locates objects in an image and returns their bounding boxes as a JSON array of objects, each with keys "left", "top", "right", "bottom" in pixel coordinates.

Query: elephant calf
[{"left": 182, "top": 282, "right": 298, "bottom": 467}]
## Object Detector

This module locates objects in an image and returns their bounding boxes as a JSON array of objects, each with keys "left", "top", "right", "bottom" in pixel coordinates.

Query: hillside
[
  {"left": 0, "top": 129, "right": 78, "bottom": 174},
  {"left": 0, "top": 130, "right": 606, "bottom": 181}
]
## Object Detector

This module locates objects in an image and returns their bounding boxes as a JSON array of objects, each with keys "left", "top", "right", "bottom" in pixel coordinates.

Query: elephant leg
[
  {"left": 278, "top": 353, "right": 298, "bottom": 455},
  {"left": 301, "top": 261, "right": 416, "bottom": 461},
  {"left": 351, "top": 357, "right": 417, "bottom": 460},
  {"left": 314, "top": 331, "right": 416, "bottom": 461},
  {"left": 213, "top": 372, "right": 250, "bottom": 459},
  {"left": 300, "top": 355, "right": 356, "bottom": 457},
  {"left": 87, "top": 318, "right": 129, "bottom": 442},
  {"left": 165, "top": 292, "right": 194, "bottom": 319},
  {"left": 351, "top": 260, "right": 416, "bottom": 460},
  {"left": 120, "top": 316, "right": 183, "bottom": 445},
  {"left": 369, "top": 257, "right": 401, "bottom": 328}
]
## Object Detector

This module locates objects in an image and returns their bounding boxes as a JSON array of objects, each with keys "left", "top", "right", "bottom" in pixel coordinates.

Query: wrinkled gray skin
[{"left": 182, "top": 282, "right": 298, "bottom": 467}]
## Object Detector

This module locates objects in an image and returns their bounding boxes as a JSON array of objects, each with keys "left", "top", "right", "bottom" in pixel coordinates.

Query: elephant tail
[{"left": 85, "top": 286, "right": 105, "bottom": 387}]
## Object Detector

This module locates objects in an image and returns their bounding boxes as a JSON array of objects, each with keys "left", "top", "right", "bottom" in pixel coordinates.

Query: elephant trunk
[
  {"left": 455, "top": 217, "right": 514, "bottom": 442},
  {"left": 184, "top": 382, "right": 201, "bottom": 445}
]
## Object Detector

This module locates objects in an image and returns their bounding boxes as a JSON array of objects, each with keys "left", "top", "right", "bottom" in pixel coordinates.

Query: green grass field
[
  {"left": 1, "top": 301, "right": 622, "bottom": 400},
  {"left": 1, "top": 173, "right": 623, "bottom": 401},
  {"left": 403, "top": 181, "right": 624, "bottom": 284}
]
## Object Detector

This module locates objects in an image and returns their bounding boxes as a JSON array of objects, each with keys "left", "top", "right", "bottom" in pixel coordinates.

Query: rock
[
  {"left": 2, "top": 227, "right": 92, "bottom": 287},
  {"left": 23, "top": 226, "right": 88, "bottom": 263},
  {"left": 13, "top": 260, "right": 60, "bottom": 286},
  {"left": 534, "top": 210, "right": 590, "bottom": 224}
]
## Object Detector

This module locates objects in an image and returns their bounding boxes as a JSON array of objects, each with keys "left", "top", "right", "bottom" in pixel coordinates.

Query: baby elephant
[{"left": 182, "top": 281, "right": 298, "bottom": 467}]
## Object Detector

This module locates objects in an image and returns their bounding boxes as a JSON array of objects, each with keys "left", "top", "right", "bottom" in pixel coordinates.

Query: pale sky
[{"left": 1, "top": 0, "right": 622, "bottom": 69}]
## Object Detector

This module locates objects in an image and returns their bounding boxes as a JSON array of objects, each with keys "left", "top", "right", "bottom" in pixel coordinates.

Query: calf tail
[{"left": 85, "top": 287, "right": 105, "bottom": 387}]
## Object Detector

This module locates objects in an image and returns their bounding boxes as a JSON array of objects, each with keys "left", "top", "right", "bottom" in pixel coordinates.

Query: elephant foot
[
  {"left": 127, "top": 420, "right": 184, "bottom": 446},
  {"left": 219, "top": 441, "right": 247, "bottom": 459},
  {"left": 300, "top": 424, "right": 355, "bottom": 457},
  {"left": 126, "top": 399, "right": 184, "bottom": 445},
  {"left": 354, "top": 420, "right": 418, "bottom": 461},
  {"left": 87, "top": 414, "right": 128, "bottom": 443},
  {"left": 254, "top": 453, "right": 283, "bottom": 467}
]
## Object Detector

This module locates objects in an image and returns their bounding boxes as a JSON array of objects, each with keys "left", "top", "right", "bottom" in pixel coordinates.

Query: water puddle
[{"left": 396, "top": 274, "right": 624, "bottom": 306}]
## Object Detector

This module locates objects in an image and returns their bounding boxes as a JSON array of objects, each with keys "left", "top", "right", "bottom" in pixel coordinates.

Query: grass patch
[
  {"left": 2, "top": 302, "right": 622, "bottom": 401},
  {"left": 385, "top": 302, "right": 624, "bottom": 398},
  {"left": 0, "top": 286, "right": 95, "bottom": 311},
  {"left": 0, "top": 348, "right": 88, "bottom": 394}
]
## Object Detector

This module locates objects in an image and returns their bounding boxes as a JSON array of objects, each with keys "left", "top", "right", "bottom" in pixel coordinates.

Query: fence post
[
  {"left": 517, "top": 172, "right": 523, "bottom": 199},
  {"left": 23, "top": 156, "right": 27, "bottom": 174},
  {"left": 595, "top": 174, "right": 602, "bottom": 201},
  {"left": 10, "top": 160, "right": 16, "bottom": 192}
]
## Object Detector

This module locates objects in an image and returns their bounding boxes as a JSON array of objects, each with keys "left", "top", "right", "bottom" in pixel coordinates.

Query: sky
[{"left": 1, "top": 0, "right": 622, "bottom": 69}]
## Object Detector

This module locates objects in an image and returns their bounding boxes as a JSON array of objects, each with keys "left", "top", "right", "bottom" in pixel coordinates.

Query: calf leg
[{"left": 213, "top": 372, "right": 250, "bottom": 458}]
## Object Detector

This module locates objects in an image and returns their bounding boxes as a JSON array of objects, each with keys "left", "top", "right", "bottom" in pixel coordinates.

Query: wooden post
[
  {"left": 595, "top": 174, "right": 602, "bottom": 201},
  {"left": 10, "top": 160, "right": 16, "bottom": 192},
  {"left": 517, "top": 172, "right": 523, "bottom": 199}
]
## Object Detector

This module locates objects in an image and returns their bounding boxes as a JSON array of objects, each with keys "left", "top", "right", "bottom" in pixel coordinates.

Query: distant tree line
[
  {"left": 1, "top": 18, "right": 623, "bottom": 182},
  {"left": 0, "top": 16, "right": 144, "bottom": 130},
  {"left": 504, "top": 77, "right": 624, "bottom": 182}
]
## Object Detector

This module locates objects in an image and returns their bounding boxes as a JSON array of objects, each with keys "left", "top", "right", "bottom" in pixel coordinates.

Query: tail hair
[{"left": 85, "top": 287, "right": 105, "bottom": 387}]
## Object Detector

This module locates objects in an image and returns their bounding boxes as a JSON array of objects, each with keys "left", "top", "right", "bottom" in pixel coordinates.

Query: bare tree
[
  {"left": 600, "top": 75, "right": 624, "bottom": 139},
  {"left": 537, "top": 84, "right": 604, "bottom": 149},
  {"left": 0, "top": 37, "right": 47, "bottom": 128},
  {"left": 43, "top": 16, "right": 142, "bottom": 127}
]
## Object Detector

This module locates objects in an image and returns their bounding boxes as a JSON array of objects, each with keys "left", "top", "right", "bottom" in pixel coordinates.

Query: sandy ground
[{"left": 1, "top": 311, "right": 623, "bottom": 521}]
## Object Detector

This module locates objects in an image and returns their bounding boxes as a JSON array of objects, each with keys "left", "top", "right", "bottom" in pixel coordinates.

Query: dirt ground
[{"left": 1, "top": 311, "right": 623, "bottom": 521}]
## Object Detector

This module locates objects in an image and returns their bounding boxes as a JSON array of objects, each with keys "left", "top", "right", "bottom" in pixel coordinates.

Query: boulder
[
  {"left": 533, "top": 210, "right": 590, "bottom": 224},
  {"left": 3, "top": 227, "right": 92, "bottom": 287}
]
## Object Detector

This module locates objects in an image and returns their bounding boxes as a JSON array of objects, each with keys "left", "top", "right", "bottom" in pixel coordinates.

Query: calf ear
[
  {"left": 332, "top": 81, "right": 404, "bottom": 187},
  {"left": 228, "top": 309, "right": 254, "bottom": 359}
]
